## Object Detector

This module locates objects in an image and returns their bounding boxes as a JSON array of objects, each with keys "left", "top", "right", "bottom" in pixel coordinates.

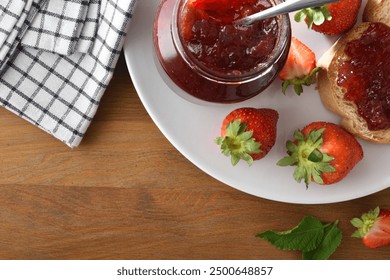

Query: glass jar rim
[{"left": 171, "top": 0, "right": 291, "bottom": 83}]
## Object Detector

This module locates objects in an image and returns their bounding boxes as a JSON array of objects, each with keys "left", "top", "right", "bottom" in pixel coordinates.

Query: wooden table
[{"left": 0, "top": 53, "right": 389, "bottom": 260}]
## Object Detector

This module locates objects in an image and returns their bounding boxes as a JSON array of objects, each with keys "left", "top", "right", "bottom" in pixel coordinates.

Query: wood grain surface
[{"left": 0, "top": 54, "right": 389, "bottom": 260}]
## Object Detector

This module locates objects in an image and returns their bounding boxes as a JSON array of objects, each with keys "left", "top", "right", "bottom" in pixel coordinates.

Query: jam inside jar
[
  {"left": 153, "top": 0, "right": 291, "bottom": 103},
  {"left": 337, "top": 22, "right": 390, "bottom": 131}
]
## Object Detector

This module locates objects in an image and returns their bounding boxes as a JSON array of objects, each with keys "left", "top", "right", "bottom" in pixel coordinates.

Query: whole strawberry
[
  {"left": 215, "top": 108, "right": 278, "bottom": 166},
  {"left": 278, "top": 37, "right": 320, "bottom": 95},
  {"left": 295, "top": 0, "right": 362, "bottom": 35},
  {"left": 277, "top": 122, "right": 363, "bottom": 187},
  {"left": 351, "top": 207, "right": 390, "bottom": 248}
]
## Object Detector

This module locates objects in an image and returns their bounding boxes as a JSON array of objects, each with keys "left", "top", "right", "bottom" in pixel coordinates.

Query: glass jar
[{"left": 153, "top": 0, "right": 291, "bottom": 104}]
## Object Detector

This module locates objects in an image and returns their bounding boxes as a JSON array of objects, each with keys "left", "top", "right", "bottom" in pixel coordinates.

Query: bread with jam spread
[{"left": 317, "top": 2, "right": 390, "bottom": 143}]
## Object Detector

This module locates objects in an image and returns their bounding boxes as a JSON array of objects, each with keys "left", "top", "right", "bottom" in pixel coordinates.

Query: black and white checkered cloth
[{"left": 0, "top": 0, "right": 137, "bottom": 148}]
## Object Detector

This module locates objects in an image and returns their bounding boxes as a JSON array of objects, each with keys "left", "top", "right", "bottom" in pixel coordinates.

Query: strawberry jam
[
  {"left": 180, "top": 0, "right": 279, "bottom": 74},
  {"left": 337, "top": 23, "right": 390, "bottom": 130},
  {"left": 153, "top": 0, "right": 291, "bottom": 103}
]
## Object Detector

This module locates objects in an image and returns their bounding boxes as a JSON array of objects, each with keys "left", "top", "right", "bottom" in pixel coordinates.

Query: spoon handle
[{"left": 235, "top": 0, "right": 340, "bottom": 25}]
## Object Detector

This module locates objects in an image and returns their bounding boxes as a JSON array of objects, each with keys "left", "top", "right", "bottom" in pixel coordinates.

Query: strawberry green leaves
[
  {"left": 294, "top": 6, "right": 332, "bottom": 29},
  {"left": 350, "top": 206, "right": 381, "bottom": 238},
  {"left": 215, "top": 119, "right": 261, "bottom": 166},
  {"left": 281, "top": 67, "right": 321, "bottom": 95},
  {"left": 257, "top": 216, "right": 342, "bottom": 260},
  {"left": 277, "top": 128, "right": 335, "bottom": 187},
  {"left": 215, "top": 108, "right": 278, "bottom": 166}
]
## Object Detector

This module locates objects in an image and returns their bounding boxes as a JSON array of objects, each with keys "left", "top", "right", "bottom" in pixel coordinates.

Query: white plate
[{"left": 124, "top": 0, "right": 389, "bottom": 204}]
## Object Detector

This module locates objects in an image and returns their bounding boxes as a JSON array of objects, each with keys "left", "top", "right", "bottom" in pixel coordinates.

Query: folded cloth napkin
[
  {"left": 0, "top": 0, "right": 138, "bottom": 148},
  {"left": 21, "top": 0, "right": 100, "bottom": 55},
  {"left": 0, "top": 0, "right": 43, "bottom": 73}
]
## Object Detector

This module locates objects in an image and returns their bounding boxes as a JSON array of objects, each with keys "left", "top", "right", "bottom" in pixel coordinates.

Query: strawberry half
[
  {"left": 277, "top": 122, "right": 363, "bottom": 187},
  {"left": 215, "top": 108, "right": 278, "bottom": 166},
  {"left": 278, "top": 37, "right": 320, "bottom": 95},
  {"left": 351, "top": 207, "right": 390, "bottom": 249},
  {"left": 294, "top": 0, "right": 362, "bottom": 35}
]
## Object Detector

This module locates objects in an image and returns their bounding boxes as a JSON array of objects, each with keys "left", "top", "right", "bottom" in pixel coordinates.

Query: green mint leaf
[
  {"left": 303, "top": 221, "right": 342, "bottom": 260},
  {"left": 256, "top": 216, "right": 325, "bottom": 252}
]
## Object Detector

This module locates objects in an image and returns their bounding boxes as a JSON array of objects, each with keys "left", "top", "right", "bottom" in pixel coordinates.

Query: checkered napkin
[
  {"left": 0, "top": 0, "right": 138, "bottom": 148},
  {"left": 0, "top": 0, "right": 42, "bottom": 73},
  {"left": 21, "top": 0, "right": 100, "bottom": 55}
]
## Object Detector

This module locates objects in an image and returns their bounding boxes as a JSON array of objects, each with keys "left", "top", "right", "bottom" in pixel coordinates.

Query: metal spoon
[{"left": 234, "top": 0, "right": 340, "bottom": 25}]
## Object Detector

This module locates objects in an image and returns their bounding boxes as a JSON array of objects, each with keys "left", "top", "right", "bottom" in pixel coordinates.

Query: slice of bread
[
  {"left": 317, "top": 22, "right": 390, "bottom": 143},
  {"left": 363, "top": 0, "right": 390, "bottom": 26}
]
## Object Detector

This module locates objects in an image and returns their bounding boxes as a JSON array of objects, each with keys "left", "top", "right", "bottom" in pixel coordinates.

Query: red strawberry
[
  {"left": 294, "top": 0, "right": 362, "bottom": 35},
  {"left": 277, "top": 122, "right": 363, "bottom": 187},
  {"left": 215, "top": 108, "right": 279, "bottom": 166},
  {"left": 278, "top": 37, "right": 320, "bottom": 95},
  {"left": 351, "top": 207, "right": 390, "bottom": 248}
]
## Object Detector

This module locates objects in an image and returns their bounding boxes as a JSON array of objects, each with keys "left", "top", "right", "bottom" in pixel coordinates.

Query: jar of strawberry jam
[{"left": 153, "top": 0, "right": 291, "bottom": 103}]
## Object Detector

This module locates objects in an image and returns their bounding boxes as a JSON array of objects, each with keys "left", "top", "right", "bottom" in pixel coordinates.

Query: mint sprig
[
  {"left": 303, "top": 221, "right": 342, "bottom": 260},
  {"left": 256, "top": 216, "right": 342, "bottom": 260}
]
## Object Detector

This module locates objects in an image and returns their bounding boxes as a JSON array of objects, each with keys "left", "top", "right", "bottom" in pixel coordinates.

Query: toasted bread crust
[
  {"left": 317, "top": 22, "right": 390, "bottom": 143},
  {"left": 363, "top": 0, "right": 390, "bottom": 26}
]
